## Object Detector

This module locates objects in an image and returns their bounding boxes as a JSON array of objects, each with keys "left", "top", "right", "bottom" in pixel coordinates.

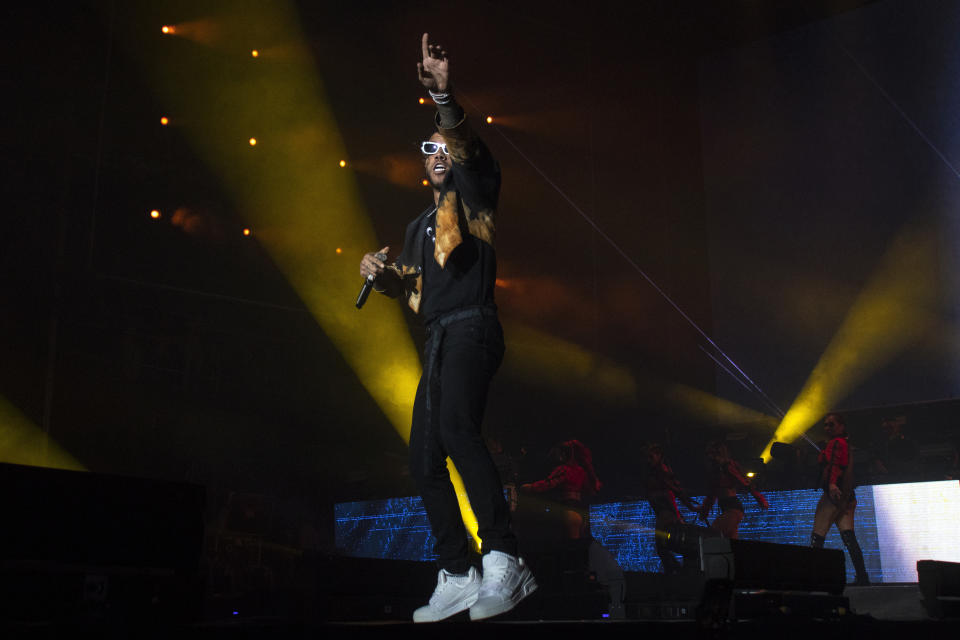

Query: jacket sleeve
[
  {"left": 373, "top": 265, "right": 403, "bottom": 298},
  {"left": 437, "top": 111, "right": 501, "bottom": 214},
  {"left": 529, "top": 466, "right": 567, "bottom": 493}
]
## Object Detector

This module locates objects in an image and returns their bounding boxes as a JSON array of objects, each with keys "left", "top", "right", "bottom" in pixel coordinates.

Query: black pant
[{"left": 409, "top": 309, "right": 516, "bottom": 574}]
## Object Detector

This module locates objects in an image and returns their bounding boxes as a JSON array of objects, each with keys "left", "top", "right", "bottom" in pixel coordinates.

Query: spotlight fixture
[
  {"left": 150, "top": 209, "right": 161, "bottom": 219},
  {"left": 248, "top": 138, "right": 257, "bottom": 146}
]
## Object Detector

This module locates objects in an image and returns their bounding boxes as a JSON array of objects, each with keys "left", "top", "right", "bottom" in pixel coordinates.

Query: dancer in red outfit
[
  {"left": 698, "top": 441, "right": 769, "bottom": 538},
  {"left": 810, "top": 413, "right": 870, "bottom": 585},
  {"left": 521, "top": 439, "right": 602, "bottom": 540},
  {"left": 641, "top": 443, "right": 699, "bottom": 573}
]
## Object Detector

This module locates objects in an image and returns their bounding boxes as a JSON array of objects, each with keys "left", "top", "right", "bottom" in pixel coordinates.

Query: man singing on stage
[{"left": 359, "top": 33, "right": 536, "bottom": 622}]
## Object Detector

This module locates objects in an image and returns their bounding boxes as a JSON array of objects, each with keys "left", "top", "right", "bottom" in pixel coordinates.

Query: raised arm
[{"left": 418, "top": 33, "right": 499, "bottom": 211}]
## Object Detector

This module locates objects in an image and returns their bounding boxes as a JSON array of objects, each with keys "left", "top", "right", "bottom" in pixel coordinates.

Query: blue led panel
[
  {"left": 334, "top": 480, "right": 960, "bottom": 583},
  {"left": 590, "top": 488, "right": 880, "bottom": 583},
  {"left": 334, "top": 496, "right": 436, "bottom": 562}
]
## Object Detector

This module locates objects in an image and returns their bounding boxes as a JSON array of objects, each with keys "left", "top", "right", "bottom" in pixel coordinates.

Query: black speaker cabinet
[
  {"left": 0, "top": 462, "right": 206, "bottom": 624},
  {"left": 918, "top": 559, "right": 960, "bottom": 619},
  {"left": 702, "top": 537, "right": 847, "bottom": 595}
]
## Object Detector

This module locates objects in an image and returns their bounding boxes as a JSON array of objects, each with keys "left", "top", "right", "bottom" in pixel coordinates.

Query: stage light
[
  {"left": 421, "top": 178, "right": 429, "bottom": 186},
  {"left": 160, "top": 116, "right": 169, "bottom": 126},
  {"left": 486, "top": 116, "right": 493, "bottom": 124},
  {"left": 248, "top": 137, "right": 257, "bottom": 146},
  {"left": 251, "top": 50, "right": 259, "bottom": 58},
  {"left": 335, "top": 247, "right": 342, "bottom": 254},
  {"left": 242, "top": 228, "right": 251, "bottom": 236},
  {"left": 419, "top": 97, "right": 425, "bottom": 104},
  {"left": 746, "top": 472, "right": 756, "bottom": 478},
  {"left": 339, "top": 159, "right": 346, "bottom": 167},
  {"left": 150, "top": 209, "right": 161, "bottom": 219},
  {"left": 161, "top": 25, "right": 173, "bottom": 34}
]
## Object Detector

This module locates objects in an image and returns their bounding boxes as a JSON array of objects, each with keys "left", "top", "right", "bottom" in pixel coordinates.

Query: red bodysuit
[
  {"left": 819, "top": 435, "right": 850, "bottom": 491},
  {"left": 528, "top": 462, "right": 589, "bottom": 505}
]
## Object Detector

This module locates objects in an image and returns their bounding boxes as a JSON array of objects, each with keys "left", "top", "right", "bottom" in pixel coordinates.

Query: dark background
[{"left": 3, "top": 0, "right": 959, "bottom": 551}]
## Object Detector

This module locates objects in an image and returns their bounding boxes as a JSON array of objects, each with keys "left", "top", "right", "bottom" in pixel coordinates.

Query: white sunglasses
[{"left": 420, "top": 141, "right": 449, "bottom": 155}]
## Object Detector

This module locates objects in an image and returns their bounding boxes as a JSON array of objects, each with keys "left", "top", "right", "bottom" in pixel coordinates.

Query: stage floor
[
  {"left": 6, "top": 615, "right": 960, "bottom": 640},
  {"left": 4, "top": 584, "right": 959, "bottom": 640}
]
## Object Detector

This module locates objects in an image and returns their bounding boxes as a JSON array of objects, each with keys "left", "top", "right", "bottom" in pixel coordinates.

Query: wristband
[{"left": 428, "top": 90, "right": 452, "bottom": 105}]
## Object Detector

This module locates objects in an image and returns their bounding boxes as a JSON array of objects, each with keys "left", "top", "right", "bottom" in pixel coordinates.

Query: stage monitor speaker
[
  {"left": 0, "top": 462, "right": 206, "bottom": 625},
  {"left": 701, "top": 537, "right": 847, "bottom": 595},
  {"left": 918, "top": 559, "right": 960, "bottom": 619}
]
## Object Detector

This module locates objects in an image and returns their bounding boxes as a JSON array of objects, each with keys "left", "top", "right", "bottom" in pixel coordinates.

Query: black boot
[
  {"left": 840, "top": 529, "right": 870, "bottom": 585},
  {"left": 810, "top": 532, "right": 825, "bottom": 548}
]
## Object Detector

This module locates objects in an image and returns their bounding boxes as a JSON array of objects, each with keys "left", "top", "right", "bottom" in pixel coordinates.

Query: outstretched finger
[{"left": 421, "top": 32, "right": 430, "bottom": 61}]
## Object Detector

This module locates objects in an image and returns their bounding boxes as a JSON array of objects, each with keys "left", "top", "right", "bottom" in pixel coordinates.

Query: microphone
[
  {"left": 356, "top": 251, "right": 387, "bottom": 309},
  {"left": 356, "top": 274, "right": 375, "bottom": 309}
]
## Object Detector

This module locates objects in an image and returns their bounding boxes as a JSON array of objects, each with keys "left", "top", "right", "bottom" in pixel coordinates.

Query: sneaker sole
[
  {"left": 468, "top": 573, "right": 538, "bottom": 621},
  {"left": 413, "top": 592, "right": 480, "bottom": 623}
]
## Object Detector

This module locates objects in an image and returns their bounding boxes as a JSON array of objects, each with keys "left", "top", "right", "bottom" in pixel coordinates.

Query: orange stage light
[
  {"left": 160, "top": 116, "right": 169, "bottom": 126},
  {"left": 150, "top": 209, "right": 161, "bottom": 219},
  {"left": 248, "top": 137, "right": 257, "bottom": 146},
  {"left": 419, "top": 97, "right": 425, "bottom": 104},
  {"left": 251, "top": 50, "right": 259, "bottom": 58},
  {"left": 161, "top": 25, "right": 174, "bottom": 35},
  {"left": 485, "top": 116, "right": 493, "bottom": 124},
  {"left": 335, "top": 247, "right": 342, "bottom": 254},
  {"left": 242, "top": 228, "right": 251, "bottom": 236},
  {"left": 422, "top": 179, "right": 429, "bottom": 186},
  {"left": 339, "top": 160, "right": 347, "bottom": 167}
]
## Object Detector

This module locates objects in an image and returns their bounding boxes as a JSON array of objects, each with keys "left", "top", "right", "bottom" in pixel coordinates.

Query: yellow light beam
[
  {"left": 501, "top": 320, "right": 638, "bottom": 404},
  {"left": 502, "top": 320, "right": 779, "bottom": 430},
  {"left": 664, "top": 384, "right": 778, "bottom": 429},
  {"left": 0, "top": 397, "right": 85, "bottom": 470},
  {"left": 761, "top": 223, "right": 940, "bottom": 461}
]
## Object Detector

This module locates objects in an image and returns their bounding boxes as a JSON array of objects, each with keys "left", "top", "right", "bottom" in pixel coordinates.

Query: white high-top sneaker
[
  {"left": 469, "top": 551, "right": 538, "bottom": 621},
  {"left": 412, "top": 566, "right": 482, "bottom": 623}
]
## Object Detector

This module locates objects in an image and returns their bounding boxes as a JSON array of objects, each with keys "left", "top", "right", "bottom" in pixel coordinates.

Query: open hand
[{"left": 417, "top": 32, "right": 450, "bottom": 92}]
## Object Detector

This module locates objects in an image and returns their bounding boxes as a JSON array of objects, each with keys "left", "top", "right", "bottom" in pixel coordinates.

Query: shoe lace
[
  {"left": 481, "top": 557, "right": 512, "bottom": 592},
  {"left": 430, "top": 571, "right": 450, "bottom": 601}
]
